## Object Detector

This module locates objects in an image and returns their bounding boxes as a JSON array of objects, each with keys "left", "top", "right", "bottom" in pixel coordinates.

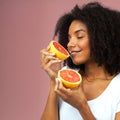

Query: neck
[{"left": 84, "top": 62, "right": 112, "bottom": 81}]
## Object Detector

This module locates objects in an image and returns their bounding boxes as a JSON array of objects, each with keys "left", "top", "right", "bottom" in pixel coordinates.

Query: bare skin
[
  {"left": 40, "top": 20, "right": 120, "bottom": 120},
  {"left": 40, "top": 46, "right": 61, "bottom": 120}
]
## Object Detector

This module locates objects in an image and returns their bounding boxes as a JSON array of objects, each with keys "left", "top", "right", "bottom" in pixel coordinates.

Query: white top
[{"left": 59, "top": 73, "right": 120, "bottom": 120}]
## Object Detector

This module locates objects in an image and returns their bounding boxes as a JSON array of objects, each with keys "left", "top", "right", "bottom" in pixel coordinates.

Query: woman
[{"left": 40, "top": 2, "right": 120, "bottom": 120}]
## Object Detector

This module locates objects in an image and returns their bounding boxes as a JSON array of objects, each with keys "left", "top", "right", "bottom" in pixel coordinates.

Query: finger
[
  {"left": 44, "top": 59, "right": 62, "bottom": 71},
  {"left": 58, "top": 81, "right": 71, "bottom": 94},
  {"left": 47, "top": 45, "right": 50, "bottom": 50},
  {"left": 40, "top": 49, "right": 48, "bottom": 61},
  {"left": 54, "top": 80, "right": 65, "bottom": 96},
  {"left": 42, "top": 59, "right": 62, "bottom": 74},
  {"left": 43, "top": 55, "right": 60, "bottom": 67},
  {"left": 55, "top": 80, "right": 71, "bottom": 99},
  {"left": 40, "top": 49, "right": 56, "bottom": 66},
  {"left": 54, "top": 78, "right": 60, "bottom": 90},
  {"left": 46, "top": 58, "right": 62, "bottom": 66},
  {"left": 40, "top": 47, "right": 53, "bottom": 57}
]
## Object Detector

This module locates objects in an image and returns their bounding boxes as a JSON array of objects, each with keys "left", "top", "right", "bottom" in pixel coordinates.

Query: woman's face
[{"left": 67, "top": 20, "right": 91, "bottom": 65}]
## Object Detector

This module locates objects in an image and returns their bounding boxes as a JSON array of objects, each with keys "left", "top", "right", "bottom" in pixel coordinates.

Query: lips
[{"left": 69, "top": 50, "right": 81, "bottom": 56}]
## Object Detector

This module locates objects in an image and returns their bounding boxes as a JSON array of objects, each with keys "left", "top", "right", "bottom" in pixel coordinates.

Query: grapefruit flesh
[
  {"left": 53, "top": 42, "right": 68, "bottom": 56},
  {"left": 49, "top": 41, "right": 69, "bottom": 60},
  {"left": 58, "top": 69, "right": 82, "bottom": 89}
]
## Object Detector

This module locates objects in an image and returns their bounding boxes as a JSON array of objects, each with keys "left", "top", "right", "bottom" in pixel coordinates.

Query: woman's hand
[
  {"left": 40, "top": 46, "right": 62, "bottom": 80},
  {"left": 54, "top": 79, "right": 87, "bottom": 109},
  {"left": 54, "top": 79, "right": 96, "bottom": 120}
]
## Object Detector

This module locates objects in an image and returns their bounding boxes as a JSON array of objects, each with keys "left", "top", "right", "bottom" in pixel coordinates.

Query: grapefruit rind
[
  {"left": 58, "top": 69, "right": 82, "bottom": 89},
  {"left": 49, "top": 41, "right": 70, "bottom": 60}
]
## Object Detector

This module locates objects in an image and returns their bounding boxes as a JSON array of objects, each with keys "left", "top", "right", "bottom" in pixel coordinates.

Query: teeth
[
  {"left": 69, "top": 50, "right": 81, "bottom": 54},
  {"left": 72, "top": 52, "right": 79, "bottom": 54}
]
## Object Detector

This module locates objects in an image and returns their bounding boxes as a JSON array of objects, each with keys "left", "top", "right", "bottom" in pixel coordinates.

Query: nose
[{"left": 67, "top": 37, "right": 77, "bottom": 49}]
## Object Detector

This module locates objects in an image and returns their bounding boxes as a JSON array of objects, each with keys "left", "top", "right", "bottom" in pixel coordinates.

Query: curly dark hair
[{"left": 53, "top": 2, "right": 120, "bottom": 75}]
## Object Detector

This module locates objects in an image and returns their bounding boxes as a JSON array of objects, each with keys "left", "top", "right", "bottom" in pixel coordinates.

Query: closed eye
[{"left": 77, "top": 36, "right": 84, "bottom": 39}]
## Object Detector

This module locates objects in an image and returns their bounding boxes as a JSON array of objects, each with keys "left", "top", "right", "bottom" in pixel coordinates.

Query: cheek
[
  {"left": 79, "top": 39, "right": 90, "bottom": 50},
  {"left": 80, "top": 40, "right": 91, "bottom": 57},
  {"left": 84, "top": 44, "right": 91, "bottom": 57},
  {"left": 85, "top": 43, "right": 90, "bottom": 53}
]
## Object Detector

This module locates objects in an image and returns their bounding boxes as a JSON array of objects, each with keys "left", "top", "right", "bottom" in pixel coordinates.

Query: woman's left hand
[{"left": 54, "top": 79, "right": 87, "bottom": 110}]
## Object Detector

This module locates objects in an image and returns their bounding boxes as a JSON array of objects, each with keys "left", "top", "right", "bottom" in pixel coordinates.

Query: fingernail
[
  {"left": 55, "top": 78, "right": 59, "bottom": 83},
  {"left": 50, "top": 53, "right": 55, "bottom": 56},
  {"left": 57, "top": 60, "right": 62, "bottom": 62},
  {"left": 55, "top": 78, "right": 61, "bottom": 82}
]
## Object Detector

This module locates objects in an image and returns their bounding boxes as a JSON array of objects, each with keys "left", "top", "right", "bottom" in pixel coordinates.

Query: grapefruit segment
[
  {"left": 49, "top": 41, "right": 69, "bottom": 60},
  {"left": 58, "top": 69, "right": 82, "bottom": 89}
]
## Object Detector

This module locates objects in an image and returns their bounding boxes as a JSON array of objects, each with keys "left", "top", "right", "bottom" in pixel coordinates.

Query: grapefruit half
[
  {"left": 58, "top": 69, "right": 82, "bottom": 89},
  {"left": 49, "top": 41, "right": 69, "bottom": 60}
]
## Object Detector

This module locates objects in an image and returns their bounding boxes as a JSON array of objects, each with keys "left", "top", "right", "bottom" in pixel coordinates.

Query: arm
[
  {"left": 115, "top": 112, "right": 120, "bottom": 120},
  {"left": 78, "top": 101, "right": 96, "bottom": 120},
  {"left": 40, "top": 80, "right": 59, "bottom": 120},
  {"left": 40, "top": 47, "right": 62, "bottom": 120}
]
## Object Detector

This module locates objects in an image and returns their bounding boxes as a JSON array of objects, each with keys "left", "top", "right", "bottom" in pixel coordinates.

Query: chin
[
  {"left": 72, "top": 60, "right": 82, "bottom": 65},
  {"left": 71, "top": 58, "right": 85, "bottom": 65}
]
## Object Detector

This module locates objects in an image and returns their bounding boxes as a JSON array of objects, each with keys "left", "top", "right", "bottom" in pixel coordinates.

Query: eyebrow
[
  {"left": 68, "top": 29, "right": 86, "bottom": 37},
  {"left": 75, "top": 29, "right": 86, "bottom": 33}
]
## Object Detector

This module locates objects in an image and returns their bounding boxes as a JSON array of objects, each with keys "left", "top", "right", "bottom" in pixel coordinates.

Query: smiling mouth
[{"left": 69, "top": 51, "right": 81, "bottom": 56}]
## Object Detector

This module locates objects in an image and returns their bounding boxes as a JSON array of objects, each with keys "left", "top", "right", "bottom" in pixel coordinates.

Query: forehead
[{"left": 68, "top": 20, "right": 87, "bottom": 34}]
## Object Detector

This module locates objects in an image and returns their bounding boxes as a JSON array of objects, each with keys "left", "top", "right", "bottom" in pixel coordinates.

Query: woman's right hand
[{"left": 40, "top": 46, "right": 62, "bottom": 80}]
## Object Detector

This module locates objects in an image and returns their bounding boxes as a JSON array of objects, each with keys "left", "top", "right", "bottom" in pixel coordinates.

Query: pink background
[{"left": 0, "top": 0, "right": 120, "bottom": 120}]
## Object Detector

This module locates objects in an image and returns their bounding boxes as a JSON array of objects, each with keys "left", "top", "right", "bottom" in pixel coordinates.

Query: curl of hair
[{"left": 54, "top": 2, "right": 120, "bottom": 75}]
